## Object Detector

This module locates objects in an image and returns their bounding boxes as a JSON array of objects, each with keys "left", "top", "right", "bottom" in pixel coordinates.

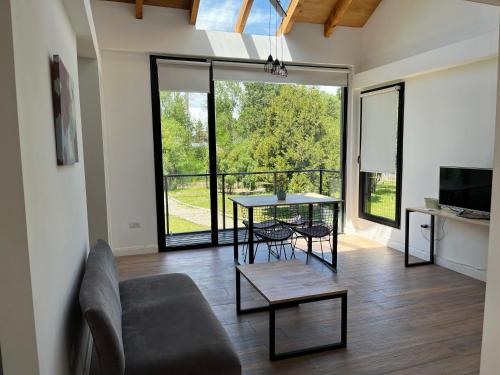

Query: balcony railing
[{"left": 163, "top": 168, "right": 342, "bottom": 236}]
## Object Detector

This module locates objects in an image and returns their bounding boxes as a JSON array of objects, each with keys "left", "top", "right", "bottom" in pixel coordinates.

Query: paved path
[{"left": 167, "top": 197, "right": 242, "bottom": 228}]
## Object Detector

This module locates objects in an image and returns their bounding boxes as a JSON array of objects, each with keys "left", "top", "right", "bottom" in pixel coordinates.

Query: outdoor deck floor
[{"left": 117, "top": 235, "right": 485, "bottom": 375}]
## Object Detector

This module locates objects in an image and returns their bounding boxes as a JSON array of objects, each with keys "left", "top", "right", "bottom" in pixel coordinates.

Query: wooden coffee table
[{"left": 236, "top": 260, "right": 348, "bottom": 361}]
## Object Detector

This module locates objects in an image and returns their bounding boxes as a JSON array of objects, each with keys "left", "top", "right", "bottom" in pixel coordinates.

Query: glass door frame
[{"left": 151, "top": 54, "right": 350, "bottom": 252}]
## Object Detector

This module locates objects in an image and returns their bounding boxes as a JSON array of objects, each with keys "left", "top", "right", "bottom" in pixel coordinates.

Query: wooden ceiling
[{"left": 104, "top": 0, "right": 382, "bottom": 37}]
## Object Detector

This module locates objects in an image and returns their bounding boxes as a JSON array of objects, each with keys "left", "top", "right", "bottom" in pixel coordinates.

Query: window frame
[
  {"left": 151, "top": 55, "right": 351, "bottom": 251},
  {"left": 358, "top": 82, "right": 405, "bottom": 229}
]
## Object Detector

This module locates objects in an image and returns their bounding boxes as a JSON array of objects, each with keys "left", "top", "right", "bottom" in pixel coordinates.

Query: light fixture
[
  {"left": 264, "top": 0, "right": 287, "bottom": 78},
  {"left": 264, "top": 54, "right": 274, "bottom": 73},
  {"left": 272, "top": 58, "right": 281, "bottom": 75},
  {"left": 279, "top": 61, "right": 288, "bottom": 78}
]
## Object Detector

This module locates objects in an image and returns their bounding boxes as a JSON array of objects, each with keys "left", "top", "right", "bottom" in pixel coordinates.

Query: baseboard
[
  {"left": 112, "top": 244, "right": 158, "bottom": 257},
  {"left": 385, "top": 238, "right": 486, "bottom": 282}
]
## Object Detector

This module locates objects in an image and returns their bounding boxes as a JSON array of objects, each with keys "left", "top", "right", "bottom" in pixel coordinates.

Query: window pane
[
  {"left": 359, "top": 83, "right": 403, "bottom": 227},
  {"left": 245, "top": 0, "right": 289, "bottom": 35},
  {"left": 362, "top": 173, "right": 397, "bottom": 221},
  {"left": 195, "top": 0, "right": 240, "bottom": 33}
]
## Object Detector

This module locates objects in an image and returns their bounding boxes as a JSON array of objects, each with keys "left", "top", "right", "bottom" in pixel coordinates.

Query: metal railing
[{"left": 163, "top": 168, "right": 342, "bottom": 235}]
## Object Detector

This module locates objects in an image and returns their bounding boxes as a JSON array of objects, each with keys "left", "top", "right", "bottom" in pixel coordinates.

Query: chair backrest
[{"left": 79, "top": 240, "right": 125, "bottom": 375}]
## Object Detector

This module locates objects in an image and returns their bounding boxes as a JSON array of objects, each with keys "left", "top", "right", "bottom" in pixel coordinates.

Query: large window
[
  {"left": 359, "top": 83, "right": 405, "bottom": 228},
  {"left": 150, "top": 56, "right": 349, "bottom": 250}
]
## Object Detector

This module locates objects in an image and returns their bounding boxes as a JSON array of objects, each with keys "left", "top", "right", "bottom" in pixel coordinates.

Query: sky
[{"left": 196, "top": 0, "right": 291, "bottom": 35}]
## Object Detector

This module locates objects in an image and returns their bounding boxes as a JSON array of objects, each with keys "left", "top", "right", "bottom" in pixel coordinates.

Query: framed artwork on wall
[{"left": 50, "top": 54, "right": 79, "bottom": 165}]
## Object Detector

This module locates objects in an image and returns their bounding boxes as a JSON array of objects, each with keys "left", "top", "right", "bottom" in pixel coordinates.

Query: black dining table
[{"left": 229, "top": 193, "right": 343, "bottom": 271}]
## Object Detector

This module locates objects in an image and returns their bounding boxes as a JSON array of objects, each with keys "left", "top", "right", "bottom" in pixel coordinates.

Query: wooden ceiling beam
[
  {"left": 276, "top": 0, "right": 303, "bottom": 36},
  {"left": 189, "top": 0, "right": 200, "bottom": 25},
  {"left": 324, "top": 0, "right": 353, "bottom": 37},
  {"left": 234, "top": 0, "right": 255, "bottom": 33},
  {"left": 135, "top": 0, "right": 143, "bottom": 19}
]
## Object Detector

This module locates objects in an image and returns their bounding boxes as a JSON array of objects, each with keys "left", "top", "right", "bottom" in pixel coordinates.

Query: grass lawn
[
  {"left": 170, "top": 186, "right": 211, "bottom": 209},
  {"left": 168, "top": 215, "right": 209, "bottom": 233},
  {"left": 170, "top": 185, "right": 244, "bottom": 218},
  {"left": 366, "top": 180, "right": 396, "bottom": 220}
]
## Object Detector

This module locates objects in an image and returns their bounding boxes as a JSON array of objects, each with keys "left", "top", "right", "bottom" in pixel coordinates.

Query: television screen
[{"left": 439, "top": 167, "right": 492, "bottom": 213}]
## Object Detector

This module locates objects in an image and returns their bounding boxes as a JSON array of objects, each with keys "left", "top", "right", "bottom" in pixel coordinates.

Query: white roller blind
[
  {"left": 213, "top": 61, "right": 348, "bottom": 87},
  {"left": 360, "top": 88, "right": 400, "bottom": 174},
  {"left": 157, "top": 60, "right": 210, "bottom": 93}
]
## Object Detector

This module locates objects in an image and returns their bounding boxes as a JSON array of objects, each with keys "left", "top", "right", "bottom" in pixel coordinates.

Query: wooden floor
[{"left": 117, "top": 235, "right": 485, "bottom": 375}]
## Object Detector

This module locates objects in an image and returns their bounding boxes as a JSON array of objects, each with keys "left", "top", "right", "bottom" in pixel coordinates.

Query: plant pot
[{"left": 277, "top": 190, "right": 287, "bottom": 201}]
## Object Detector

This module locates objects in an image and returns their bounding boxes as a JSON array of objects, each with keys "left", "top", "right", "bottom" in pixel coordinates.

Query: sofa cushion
[
  {"left": 120, "top": 273, "right": 241, "bottom": 375},
  {"left": 80, "top": 240, "right": 125, "bottom": 375}
]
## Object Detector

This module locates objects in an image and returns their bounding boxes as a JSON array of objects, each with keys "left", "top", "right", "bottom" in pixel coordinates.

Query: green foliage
[
  {"left": 160, "top": 82, "right": 342, "bottom": 193},
  {"left": 160, "top": 92, "right": 208, "bottom": 177}
]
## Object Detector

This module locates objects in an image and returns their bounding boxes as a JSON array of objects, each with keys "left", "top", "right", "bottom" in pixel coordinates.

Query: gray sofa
[{"left": 79, "top": 240, "right": 241, "bottom": 375}]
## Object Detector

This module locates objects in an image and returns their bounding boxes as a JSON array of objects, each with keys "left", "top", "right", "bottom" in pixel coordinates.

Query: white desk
[{"left": 405, "top": 207, "right": 490, "bottom": 267}]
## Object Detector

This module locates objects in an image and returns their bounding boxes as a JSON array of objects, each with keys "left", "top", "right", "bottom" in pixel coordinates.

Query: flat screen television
[{"left": 439, "top": 167, "right": 493, "bottom": 213}]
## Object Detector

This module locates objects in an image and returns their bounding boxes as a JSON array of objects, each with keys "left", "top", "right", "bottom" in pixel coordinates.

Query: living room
[{"left": 1, "top": 0, "right": 500, "bottom": 374}]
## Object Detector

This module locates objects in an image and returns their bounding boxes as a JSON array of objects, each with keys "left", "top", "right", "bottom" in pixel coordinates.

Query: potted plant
[{"left": 276, "top": 174, "right": 288, "bottom": 201}]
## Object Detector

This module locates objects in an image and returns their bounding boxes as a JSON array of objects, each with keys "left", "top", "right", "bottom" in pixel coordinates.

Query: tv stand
[{"left": 405, "top": 207, "right": 490, "bottom": 267}]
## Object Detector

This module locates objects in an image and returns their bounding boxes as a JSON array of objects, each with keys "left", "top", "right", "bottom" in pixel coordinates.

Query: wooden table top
[
  {"left": 229, "top": 193, "right": 343, "bottom": 208},
  {"left": 237, "top": 260, "right": 347, "bottom": 305},
  {"left": 407, "top": 207, "right": 490, "bottom": 227}
]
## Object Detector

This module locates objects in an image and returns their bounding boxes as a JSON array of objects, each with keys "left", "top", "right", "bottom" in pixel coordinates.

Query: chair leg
[
  {"left": 320, "top": 238, "right": 325, "bottom": 260},
  {"left": 282, "top": 241, "right": 288, "bottom": 260},
  {"left": 267, "top": 242, "right": 271, "bottom": 262},
  {"left": 290, "top": 237, "right": 296, "bottom": 259},
  {"left": 305, "top": 237, "right": 310, "bottom": 264}
]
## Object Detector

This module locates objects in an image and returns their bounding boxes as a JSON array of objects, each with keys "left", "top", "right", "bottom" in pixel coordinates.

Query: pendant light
[
  {"left": 272, "top": 5, "right": 281, "bottom": 76},
  {"left": 279, "top": 18, "right": 288, "bottom": 78},
  {"left": 264, "top": 0, "right": 287, "bottom": 78},
  {"left": 264, "top": 0, "right": 274, "bottom": 73}
]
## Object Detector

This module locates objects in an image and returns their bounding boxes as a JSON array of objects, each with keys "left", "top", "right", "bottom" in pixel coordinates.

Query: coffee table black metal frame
[{"left": 235, "top": 267, "right": 347, "bottom": 361}]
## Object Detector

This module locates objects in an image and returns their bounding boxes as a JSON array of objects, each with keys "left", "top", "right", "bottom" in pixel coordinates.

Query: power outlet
[{"left": 129, "top": 222, "right": 141, "bottom": 229}]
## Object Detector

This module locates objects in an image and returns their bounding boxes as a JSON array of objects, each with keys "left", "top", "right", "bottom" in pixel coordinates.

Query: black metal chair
[
  {"left": 242, "top": 219, "right": 277, "bottom": 261},
  {"left": 254, "top": 225, "right": 295, "bottom": 262},
  {"left": 292, "top": 206, "right": 336, "bottom": 264},
  {"left": 276, "top": 205, "right": 307, "bottom": 228}
]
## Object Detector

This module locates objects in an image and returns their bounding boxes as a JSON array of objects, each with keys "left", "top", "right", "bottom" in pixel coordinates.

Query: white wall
[
  {"left": 6, "top": 0, "right": 90, "bottom": 374},
  {"left": 480, "top": 17, "right": 500, "bottom": 374},
  {"left": 0, "top": 1, "right": 39, "bottom": 373},
  {"left": 79, "top": 57, "right": 109, "bottom": 246},
  {"left": 352, "top": 59, "right": 497, "bottom": 280},
  {"left": 100, "top": 51, "right": 158, "bottom": 254},
  {"left": 93, "top": 1, "right": 363, "bottom": 254},
  {"left": 92, "top": 1, "right": 362, "bottom": 66},
  {"left": 346, "top": 0, "right": 500, "bottom": 281},
  {"left": 359, "top": 0, "right": 499, "bottom": 72}
]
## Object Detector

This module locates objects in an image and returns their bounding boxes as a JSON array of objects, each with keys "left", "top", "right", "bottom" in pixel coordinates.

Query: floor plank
[{"left": 116, "top": 235, "right": 485, "bottom": 375}]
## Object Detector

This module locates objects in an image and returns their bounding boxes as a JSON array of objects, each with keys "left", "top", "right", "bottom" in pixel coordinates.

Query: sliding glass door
[
  {"left": 214, "top": 80, "right": 345, "bottom": 235},
  {"left": 151, "top": 56, "right": 348, "bottom": 251},
  {"left": 160, "top": 91, "right": 212, "bottom": 239}
]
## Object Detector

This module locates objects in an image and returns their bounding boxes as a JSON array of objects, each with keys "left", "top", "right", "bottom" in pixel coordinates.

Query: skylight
[
  {"left": 195, "top": 0, "right": 289, "bottom": 36},
  {"left": 246, "top": 0, "right": 289, "bottom": 35},
  {"left": 195, "top": 0, "right": 240, "bottom": 33}
]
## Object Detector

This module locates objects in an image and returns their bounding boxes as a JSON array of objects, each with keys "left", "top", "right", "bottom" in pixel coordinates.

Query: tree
[{"left": 160, "top": 83, "right": 342, "bottom": 193}]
